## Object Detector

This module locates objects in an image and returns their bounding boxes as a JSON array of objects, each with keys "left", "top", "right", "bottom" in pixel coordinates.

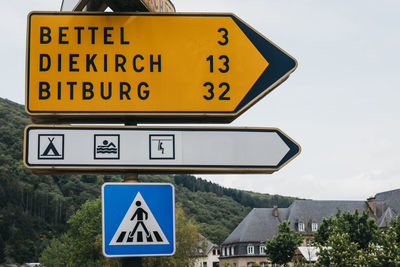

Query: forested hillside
[
  {"left": 0, "top": 98, "right": 122, "bottom": 263},
  {"left": 0, "top": 97, "right": 297, "bottom": 264}
]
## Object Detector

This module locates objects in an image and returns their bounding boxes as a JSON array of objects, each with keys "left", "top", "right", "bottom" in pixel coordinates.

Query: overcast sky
[{"left": 2, "top": 0, "right": 400, "bottom": 201}]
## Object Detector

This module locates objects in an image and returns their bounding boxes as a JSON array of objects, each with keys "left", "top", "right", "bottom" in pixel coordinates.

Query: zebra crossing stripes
[{"left": 116, "top": 231, "right": 164, "bottom": 243}]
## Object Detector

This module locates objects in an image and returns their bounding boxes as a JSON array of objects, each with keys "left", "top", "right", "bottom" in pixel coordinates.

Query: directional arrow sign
[
  {"left": 24, "top": 125, "right": 300, "bottom": 174},
  {"left": 26, "top": 12, "right": 297, "bottom": 123}
]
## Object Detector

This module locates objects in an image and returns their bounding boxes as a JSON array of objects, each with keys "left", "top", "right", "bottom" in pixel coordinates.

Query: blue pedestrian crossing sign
[{"left": 102, "top": 183, "right": 175, "bottom": 257}]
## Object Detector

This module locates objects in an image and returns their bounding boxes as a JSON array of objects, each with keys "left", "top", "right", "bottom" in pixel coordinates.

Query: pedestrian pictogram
[
  {"left": 110, "top": 192, "right": 168, "bottom": 245},
  {"left": 38, "top": 134, "right": 64, "bottom": 160},
  {"left": 102, "top": 183, "right": 175, "bottom": 257}
]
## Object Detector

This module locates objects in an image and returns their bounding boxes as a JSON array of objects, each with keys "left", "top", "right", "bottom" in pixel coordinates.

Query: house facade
[
  {"left": 219, "top": 189, "right": 400, "bottom": 267},
  {"left": 195, "top": 236, "right": 220, "bottom": 267}
]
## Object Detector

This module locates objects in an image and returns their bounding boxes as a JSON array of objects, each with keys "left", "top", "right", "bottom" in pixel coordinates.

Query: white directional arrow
[{"left": 24, "top": 125, "right": 300, "bottom": 174}]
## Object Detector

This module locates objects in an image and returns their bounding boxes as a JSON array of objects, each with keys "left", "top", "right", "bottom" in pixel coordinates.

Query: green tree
[
  {"left": 265, "top": 221, "right": 303, "bottom": 266},
  {"left": 313, "top": 211, "right": 400, "bottom": 266},
  {"left": 313, "top": 216, "right": 335, "bottom": 245},
  {"left": 361, "top": 227, "right": 400, "bottom": 267},
  {"left": 41, "top": 200, "right": 202, "bottom": 267},
  {"left": 40, "top": 199, "right": 120, "bottom": 267},
  {"left": 316, "top": 226, "right": 400, "bottom": 267},
  {"left": 390, "top": 214, "right": 400, "bottom": 244},
  {"left": 315, "top": 229, "right": 361, "bottom": 267},
  {"left": 143, "top": 205, "right": 203, "bottom": 267},
  {"left": 38, "top": 234, "right": 72, "bottom": 267},
  {"left": 314, "top": 210, "right": 378, "bottom": 249}
]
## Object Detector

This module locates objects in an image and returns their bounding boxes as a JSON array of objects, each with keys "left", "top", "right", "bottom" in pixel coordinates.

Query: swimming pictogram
[
  {"left": 94, "top": 134, "right": 120, "bottom": 159},
  {"left": 97, "top": 140, "right": 117, "bottom": 154}
]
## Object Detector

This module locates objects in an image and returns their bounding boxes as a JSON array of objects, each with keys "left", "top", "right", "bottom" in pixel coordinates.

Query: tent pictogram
[
  {"left": 109, "top": 192, "right": 169, "bottom": 245},
  {"left": 38, "top": 134, "right": 64, "bottom": 160},
  {"left": 41, "top": 137, "right": 60, "bottom": 156}
]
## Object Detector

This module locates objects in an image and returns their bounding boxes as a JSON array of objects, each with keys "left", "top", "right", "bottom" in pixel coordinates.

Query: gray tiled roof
[
  {"left": 287, "top": 200, "right": 368, "bottom": 225},
  {"left": 222, "top": 189, "right": 400, "bottom": 248},
  {"left": 197, "top": 234, "right": 218, "bottom": 255},
  {"left": 375, "top": 189, "right": 400, "bottom": 214},
  {"left": 378, "top": 207, "right": 396, "bottom": 227},
  {"left": 222, "top": 208, "right": 285, "bottom": 244}
]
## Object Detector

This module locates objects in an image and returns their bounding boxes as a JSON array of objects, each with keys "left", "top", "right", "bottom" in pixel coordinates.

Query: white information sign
[{"left": 24, "top": 125, "right": 300, "bottom": 174}]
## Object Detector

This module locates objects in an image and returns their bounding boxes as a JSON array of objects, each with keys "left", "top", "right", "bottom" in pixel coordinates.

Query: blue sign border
[{"left": 102, "top": 183, "right": 175, "bottom": 257}]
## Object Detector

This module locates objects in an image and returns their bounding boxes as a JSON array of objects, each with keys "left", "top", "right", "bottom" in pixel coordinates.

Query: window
[
  {"left": 298, "top": 222, "right": 305, "bottom": 232},
  {"left": 259, "top": 245, "right": 266, "bottom": 255},
  {"left": 222, "top": 247, "right": 225, "bottom": 256},
  {"left": 213, "top": 248, "right": 220, "bottom": 255},
  {"left": 247, "top": 245, "right": 254, "bottom": 255},
  {"left": 231, "top": 246, "right": 234, "bottom": 256},
  {"left": 247, "top": 263, "right": 255, "bottom": 267},
  {"left": 226, "top": 246, "right": 230, "bottom": 256},
  {"left": 260, "top": 263, "right": 268, "bottom": 267},
  {"left": 312, "top": 222, "right": 318, "bottom": 232},
  {"left": 202, "top": 262, "right": 207, "bottom": 267},
  {"left": 273, "top": 264, "right": 280, "bottom": 267}
]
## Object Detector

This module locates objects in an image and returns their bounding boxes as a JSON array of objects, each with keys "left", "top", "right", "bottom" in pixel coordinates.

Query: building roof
[
  {"left": 287, "top": 200, "right": 367, "bottom": 225},
  {"left": 378, "top": 207, "right": 396, "bottom": 227},
  {"left": 375, "top": 189, "right": 400, "bottom": 214},
  {"left": 197, "top": 234, "right": 218, "bottom": 255},
  {"left": 298, "top": 247, "right": 319, "bottom": 262},
  {"left": 222, "top": 208, "right": 285, "bottom": 244},
  {"left": 222, "top": 189, "right": 400, "bottom": 246}
]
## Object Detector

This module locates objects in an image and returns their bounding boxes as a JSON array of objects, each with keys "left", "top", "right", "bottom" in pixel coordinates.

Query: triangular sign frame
[{"left": 109, "top": 192, "right": 169, "bottom": 245}]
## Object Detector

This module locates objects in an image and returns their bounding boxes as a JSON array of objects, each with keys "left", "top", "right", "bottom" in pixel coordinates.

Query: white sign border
[{"left": 102, "top": 182, "right": 176, "bottom": 257}]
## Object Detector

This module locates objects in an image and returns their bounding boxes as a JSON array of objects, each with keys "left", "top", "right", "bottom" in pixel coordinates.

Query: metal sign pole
[
  {"left": 63, "top": 1, "right": 144, "bottom": 265},
  {"left": 86, "top": 0, "right": 107, "bottom": 11},
  {"left": 122, "top": 122, "right": 142, "bottom": 266}
]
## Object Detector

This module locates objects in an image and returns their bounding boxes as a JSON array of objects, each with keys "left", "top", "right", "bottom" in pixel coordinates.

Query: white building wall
[{"left": 194, "top": 249, "right": 220, "bottom": 267}]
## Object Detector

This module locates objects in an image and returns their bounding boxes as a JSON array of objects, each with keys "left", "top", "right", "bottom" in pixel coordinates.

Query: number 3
[{"left": 218, "top": 28, "right": 228, "bottom": 46}]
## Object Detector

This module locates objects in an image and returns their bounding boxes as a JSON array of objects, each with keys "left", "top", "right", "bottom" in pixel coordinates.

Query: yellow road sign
[{"left": 26, "top": 12, "right": 297, "bottom": 123}]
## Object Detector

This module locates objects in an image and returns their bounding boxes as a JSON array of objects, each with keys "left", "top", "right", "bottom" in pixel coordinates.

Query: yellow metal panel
[{"left": 27, "top": 13, "right": 267, "bottom": 113}]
